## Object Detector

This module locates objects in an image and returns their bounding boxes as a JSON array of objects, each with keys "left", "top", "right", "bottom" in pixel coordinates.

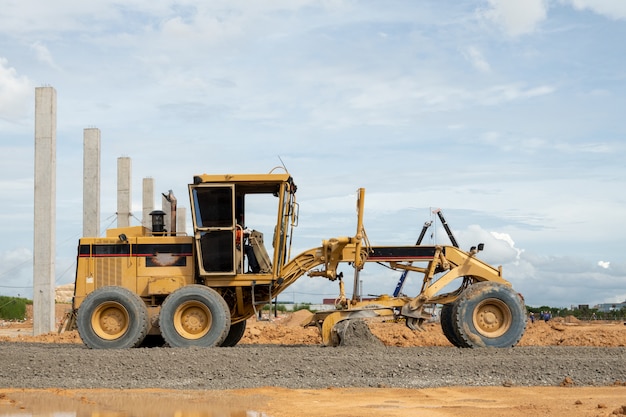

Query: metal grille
[{"left": 94, "top": 257, "right": 123, "bottom": 288}]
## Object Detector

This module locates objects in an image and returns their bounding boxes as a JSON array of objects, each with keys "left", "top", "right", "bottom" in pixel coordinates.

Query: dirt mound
[
  {"left": 565, "top": 315, "right": 581, "bottom": 324},
  {"left": 368, "top": 320, "right": 451, "bottom": 346},
  {"left": 240, "top": 318, "right": 322, "bottom": 345},
  {"left": 281, "top": 309, "right": 314, "bottom": 327}
]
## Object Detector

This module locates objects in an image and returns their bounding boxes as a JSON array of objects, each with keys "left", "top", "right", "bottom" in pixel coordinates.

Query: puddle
[{"left": 0, "top": 390, "right": 271, "bottom": 417}]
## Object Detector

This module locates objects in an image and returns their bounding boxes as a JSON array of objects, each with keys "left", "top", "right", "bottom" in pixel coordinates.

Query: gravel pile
[{"left": 1, "top": 343, "right": 625, "bottom": 390}]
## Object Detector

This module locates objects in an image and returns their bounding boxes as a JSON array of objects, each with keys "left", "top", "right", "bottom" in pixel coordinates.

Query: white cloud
[
  {"left": 490, "top": 231, "right": 524, "bottom": 262},
  {"left": 598, "top": 261, "right": 610, "bottom": 269},
  {"left": 488, "top": 249, "right": 625, "bottom": 307},
  {"left": 30, "top": 42, "right": 61, "bottom": 70},
  {"left": 305, "top": 72, "right": 557, "bottom": 128},
  {"left": 158, "top": 11, "right": 246, "bottom": 46},
  {"left": 0, "top": 1, "right": 120, "bottom": 33},
  {"left": 462, "top": 46, "right": 491, "bottom": 73},
  {"left": 563, "top": 0, "right": 626, "bottom": 20},
  {"left": 479, "top": 0, "right": 548, "bottom": 36},
  {"left": 479, "top": 83, "right": 555, "bottom": 105},
  {"left": 604, "top": 293, "right": 626, "bottom": 304},
  {"left": 0, "top": 58, "right": 33, "bottom": 122}
]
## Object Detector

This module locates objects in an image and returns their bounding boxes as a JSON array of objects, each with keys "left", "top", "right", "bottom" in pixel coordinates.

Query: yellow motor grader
[{"left": 70, "top": 171, "right": 526, "bottom": 349}]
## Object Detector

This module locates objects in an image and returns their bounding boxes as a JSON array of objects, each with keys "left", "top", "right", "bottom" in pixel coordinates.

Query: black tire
[
  {"left": 220, "top": 319, "right": 247, "bottom": 347},
  {"left": 451, "top": 281, "right": 526, "bottom": 348},
  {"left": 160, "top": 285, "right": 231, "bottom": 348},
  {"left": 77, "top": 286, "right": 149, "bottom": 349},
  {"left": 440, "top": 303, "right": 467, "bottom": 347}
]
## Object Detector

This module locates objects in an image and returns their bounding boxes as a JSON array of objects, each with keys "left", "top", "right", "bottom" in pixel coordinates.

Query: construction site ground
[{"left": 0, "top": 304, "right": 625, "bottom": 417}]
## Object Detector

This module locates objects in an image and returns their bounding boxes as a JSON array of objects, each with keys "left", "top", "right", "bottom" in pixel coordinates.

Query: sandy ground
[
  {"left": 1, "top": 386, "right": 625, "bottom": 417},
  {"left": 1, "top": 304, "right": 625, "bottom": 417}
]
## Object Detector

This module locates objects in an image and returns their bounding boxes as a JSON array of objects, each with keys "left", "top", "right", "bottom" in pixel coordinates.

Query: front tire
[
  {"left": 160, "top": 285, "right": 231, "bottom": 348},
  {"left": 77, "top": 286, "right": 149, "bottom": 349},
  {"left": 451, "top": 281, "right": 526, "bottom": 348}
]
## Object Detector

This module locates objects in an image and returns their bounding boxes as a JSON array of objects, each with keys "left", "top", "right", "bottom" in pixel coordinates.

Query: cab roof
[{"left": 192, "top": 173, "right": 292, "bottom": 185}]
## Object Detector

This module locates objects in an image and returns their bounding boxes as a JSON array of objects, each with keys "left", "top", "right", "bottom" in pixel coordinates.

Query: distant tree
[
  {"left": 262, "top": 303, "right": 287, "bottom": 312},
  {"left": 0, "top": 296, "right": 27, "bottom": 321},
  {"left": 292, "top": 303, "right": 317, "bottom": 313},
  {"left": 526, "top": 305, "right": 601, "bottom": 320}
]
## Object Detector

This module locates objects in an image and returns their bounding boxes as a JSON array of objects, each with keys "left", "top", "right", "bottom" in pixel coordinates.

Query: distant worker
[
  {"left": 529, "top": 312, "right": 535, "bottom": 324},
  {"left": 236, "top": 224, "right": 261, "bottom": 273}
]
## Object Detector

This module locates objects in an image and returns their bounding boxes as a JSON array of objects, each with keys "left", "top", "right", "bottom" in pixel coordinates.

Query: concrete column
[
  {"left": 33, "top": 86, "right": 56, "bottom": 335},
  {"left": 83, "top": 128, "right": 101, "bottom": 237},
  {"left": 177, "top": 207, "right": 187, "bottom": 236},
  {"left": 142, "top": 178, "right": 154, "bottom": 229},
  {"left": 117, "top": 157, "right": 131, "bottom": 227}
]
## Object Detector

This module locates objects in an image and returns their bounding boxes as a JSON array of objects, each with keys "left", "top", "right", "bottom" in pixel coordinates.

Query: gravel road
[{"left": 1, "top": 343, "right": 625, "bottom": 390}]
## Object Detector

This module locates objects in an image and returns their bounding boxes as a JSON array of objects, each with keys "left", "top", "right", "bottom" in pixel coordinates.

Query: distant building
[{"left": 595, "top": 301, "right": 626, "bottom": 313}]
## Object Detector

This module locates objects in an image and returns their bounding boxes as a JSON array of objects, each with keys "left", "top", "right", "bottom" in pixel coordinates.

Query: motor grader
[{"left": 70, "top": 171, "right": 526, "bottom": 349}]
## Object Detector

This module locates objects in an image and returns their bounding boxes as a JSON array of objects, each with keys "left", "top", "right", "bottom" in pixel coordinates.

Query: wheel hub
[
  {"left": 473, "top": 298, "right": 511, "bottom": 338},
  {"left": 482, "top": 311, "right": 497, "bottom": 325},
  {"left": 174, "top": 301, "right": 212, "bottom": 339},
  {"left": 181, "top": 308, "right": 207, "bottom": 333},
  {"left": 92, "top": 302, "right": 129, "bottom": 340},
  {"left": 101, "top": 308, "right": 125, "bottom": 333}
]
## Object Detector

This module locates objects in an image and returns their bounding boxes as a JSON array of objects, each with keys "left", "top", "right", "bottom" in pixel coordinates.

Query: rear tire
[
  {"left": 77, "top": 286, "right": 149, "bottom": 349},
  {"left": 160, "top": 285, "right": 231, "bottom": 348},
  {"left": 452, "top": 281, "right": 526, "bottom": 348},
  {"left": 220, "top": 320, "right": 247, "bottom": 347}
]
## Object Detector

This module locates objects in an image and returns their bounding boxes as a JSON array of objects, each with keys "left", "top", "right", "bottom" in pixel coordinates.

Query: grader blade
[
  {"left": 332, "top": 319, "right": 384, "bottom": 347},
  {"left": 405, "top": 317, "right": 427, "bottom": 331},
  {"left": 309, "top": 308, "right": 395, "bottom": 346}
]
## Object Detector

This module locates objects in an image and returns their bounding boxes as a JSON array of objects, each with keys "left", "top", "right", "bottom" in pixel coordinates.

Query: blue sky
[{"left": 1, "top": 0, "right": 625, "bottom": 308}]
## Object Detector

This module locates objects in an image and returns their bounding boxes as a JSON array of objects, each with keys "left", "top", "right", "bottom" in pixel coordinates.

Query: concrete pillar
[
  {"left": 33, "top": 86, "right": 56, "bottom": 335},
  {"left": 116, "top": 157, "right": 131, "bottom": 227},
  {"left": 142, "top": 178, "right": 154, "bottom": 229},
  {"left": 177, "top": 207, "right": 187, "bottom": 236},
  {"left": 83, "top": 128, "right": 101, "bottom": 237}
]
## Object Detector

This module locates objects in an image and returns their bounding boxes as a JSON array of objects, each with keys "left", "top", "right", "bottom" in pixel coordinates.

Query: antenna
[{"left": 278, "top": 155, "right": 289, "bottom": 173}]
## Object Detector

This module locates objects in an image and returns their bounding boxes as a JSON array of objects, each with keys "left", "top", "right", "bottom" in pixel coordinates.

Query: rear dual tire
[
  {"left": 160, "top": 285, "right": 231, "bottom": 348},
  {"left": 220, "top": 319, "right": 247, "bottom": 347}
]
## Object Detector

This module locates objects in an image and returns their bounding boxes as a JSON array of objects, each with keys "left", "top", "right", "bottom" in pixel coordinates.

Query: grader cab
[{"left": 71, "top": 171, "right": 526, "bottom": 349}]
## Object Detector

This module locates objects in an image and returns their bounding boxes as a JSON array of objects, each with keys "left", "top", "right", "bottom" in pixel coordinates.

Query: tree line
[{"left": 527, "top": 305, "right": 626, "bottom": 321}]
